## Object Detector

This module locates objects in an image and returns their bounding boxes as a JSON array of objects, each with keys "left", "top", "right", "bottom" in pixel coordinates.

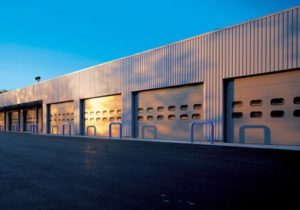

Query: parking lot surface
[{"left": 0, "top": 132, "right": 299, "bottom": 210}]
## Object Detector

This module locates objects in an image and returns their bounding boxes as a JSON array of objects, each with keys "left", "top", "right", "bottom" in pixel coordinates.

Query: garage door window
[
  {"left": 250, "top": 111, "right": 263, "bottom": 118},
  {"left": 168, "top": 106, "right": 176, "bottom": 111},
  {"left": 157, "top": 106, "right": 164, "bottom": 112},
  {"left": 271, "top": 98, "right": 285, "bottom": 105},
  {"left": 192, "top": 114, "right": 201, "bottom": 120},
  {"left": 232, "top": 112, "right": 243, "bottom": 119},
  {"left": 193, "top": 104, "right": 202, "bottom": 110},
  {"left": 294, "top": 97, "right": 300, "bottom": 104},
  {"left": 180, "top": 105, "right": 188, "bottom": 111},
  {"left": 250, "top": 99, "right": 263, "bottom": 107},
  {"left": 294, "top": 110, "right": 300, "bottom": 117},
  {"left": 168, "top": 115, "right": 176, "bottom": 120},
  {"left": 232, "top": 101, "right": 242, "bottom": 108},
  {"left": 147, "top": 116, "right": 154, "bottom": 121},
  {"left": 157, "top": 115, "right": 164, "bottom": 120},
  {"left": 147, "top": 107, "right": 154, "bottom": 113},
  {"left": 271, "top": 110, "right": 284, "bottom": 118},
  {"left": 180, "top": 114, "right": 188, "bottom": 120}
]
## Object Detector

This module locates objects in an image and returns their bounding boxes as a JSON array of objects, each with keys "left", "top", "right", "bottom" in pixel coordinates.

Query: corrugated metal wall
[{"left": 0, "top": 7, "right": 299, "bottom": 140}]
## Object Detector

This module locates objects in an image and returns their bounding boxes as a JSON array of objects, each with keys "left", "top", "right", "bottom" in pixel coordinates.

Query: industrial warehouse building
[{"left": 0, "top": 7, "right": 299, "bottom": 146}]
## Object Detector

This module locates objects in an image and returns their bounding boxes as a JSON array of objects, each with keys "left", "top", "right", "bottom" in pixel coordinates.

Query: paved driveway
[{"left": 0, "top": 133, "right": 299, "bottom": 210}]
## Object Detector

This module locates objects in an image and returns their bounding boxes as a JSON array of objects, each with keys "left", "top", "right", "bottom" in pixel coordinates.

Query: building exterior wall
[{"left": 0, "top": 7, "right": 299, "bottom": 141}]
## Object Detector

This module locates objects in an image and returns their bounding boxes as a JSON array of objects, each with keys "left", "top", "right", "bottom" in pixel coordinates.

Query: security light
[{"left": 35, "top": 76, "right": 41, "bottom": 83}]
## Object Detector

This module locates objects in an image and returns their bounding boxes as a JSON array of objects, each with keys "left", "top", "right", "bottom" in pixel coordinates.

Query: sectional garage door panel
[
  {"left": 135, "top": 84, "right": 203, "bottom": 140},
  {"left": 84, "top": 95, "right": 122, "bottom": 137},
  {"left": 226, "top": 70, "right": 300, "bottom": 145},
  {"left": 50, "top": 102, "right": 75, "bottom": 135}
]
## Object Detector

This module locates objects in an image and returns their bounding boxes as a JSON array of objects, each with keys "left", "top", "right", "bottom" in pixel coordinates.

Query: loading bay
[{"left": 0, "top": 133, "right": 299, "bottom": 210}]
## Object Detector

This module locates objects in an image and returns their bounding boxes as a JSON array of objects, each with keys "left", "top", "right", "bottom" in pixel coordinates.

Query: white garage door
[
  {"left": 84, "top": 95, "right": 122, "bottom": 137},
  {"left": 135, "top": 84, "right": 203, "bottom": 140},
  {"left": 49, "top": 101, "right": 75, "bottom": 135},
  {"left": 23, "top": 108, "right": 42, "bottom": 133},
  {"left": 226, "top": 70, "right": 300, "bottom": 146},
  {"left": 23, "top": 109, "right": 36, "bottom": 132}
]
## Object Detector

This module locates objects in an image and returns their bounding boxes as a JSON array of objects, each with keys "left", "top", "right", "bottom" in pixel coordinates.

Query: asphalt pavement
[{"left": 0, "top": 132, "right": 299, "bottom": 210}]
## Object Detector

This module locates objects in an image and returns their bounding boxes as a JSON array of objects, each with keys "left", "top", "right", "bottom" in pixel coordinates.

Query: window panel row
[{"left": 232, "top": 96, "right": 300, "bottom": 108}]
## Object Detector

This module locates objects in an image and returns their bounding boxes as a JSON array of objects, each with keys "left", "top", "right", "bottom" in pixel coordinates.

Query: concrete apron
[{"left": 2, "top": 130, "right": 300, "bottom": 151}]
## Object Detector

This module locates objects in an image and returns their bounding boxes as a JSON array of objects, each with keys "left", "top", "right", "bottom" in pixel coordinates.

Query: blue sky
[{"left": 0, "top": 0, "right": 298, "bottom": 90}]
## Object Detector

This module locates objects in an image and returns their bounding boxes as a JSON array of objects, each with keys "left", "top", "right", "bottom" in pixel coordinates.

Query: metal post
[
  {"left": 30, "top": 124, "right": 38, "bottom": 134},
  {"left": 86, "top": 125, "right": 96, "bottom": 136},
  {"left": 239, "top": 125, "right": 271, "bottom": 145},
  {"left": 51, "top": 125, "right": 59, "bottom": 134},
  {"left": 109, "top": 122, "right": 122, "bottom": 140},
  {"left": 12, "top": 124, "right": 19, "bottom": 132},
  {"left": 62, "top": 123, "right": 71, "bottom": 136},
  {"left": 190, "top": 121, "right": 215, "bottom": 144}
]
